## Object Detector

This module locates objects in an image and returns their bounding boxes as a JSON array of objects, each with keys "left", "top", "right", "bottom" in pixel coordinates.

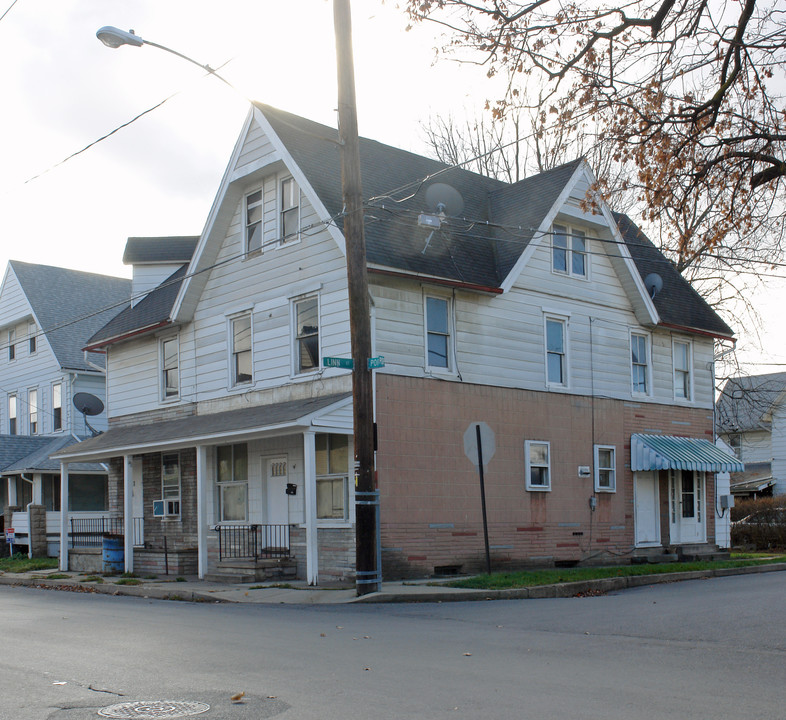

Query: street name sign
[{"left": 323, "top": 357, "right": 354, "bottom": 370}]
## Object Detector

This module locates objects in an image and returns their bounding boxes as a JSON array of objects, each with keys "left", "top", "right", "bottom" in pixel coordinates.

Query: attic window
[
  {"left": 245, "top": 189, "right": 263, "bottom": 254},
  {"left": 552, "top": 224, "right": 587, "bottom": 278},
  {"left": 280, "top": 177, "right": 299, "bottom": 242}
]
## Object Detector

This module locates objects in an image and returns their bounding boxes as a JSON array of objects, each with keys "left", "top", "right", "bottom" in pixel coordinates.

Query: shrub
[{"left": 731, "top": 496, "right": 786, "bottom": 550}]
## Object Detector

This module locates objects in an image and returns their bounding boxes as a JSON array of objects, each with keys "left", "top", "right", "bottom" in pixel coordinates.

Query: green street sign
[
  {"left": 367, "top": 356, "right": 385, "bottom": 369},
  {"left": 323, "top": 357, "right": 354, "bottom": 370}
]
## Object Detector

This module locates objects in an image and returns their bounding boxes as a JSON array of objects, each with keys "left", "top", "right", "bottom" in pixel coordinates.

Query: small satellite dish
[
  {"left": 73, "top": 392, "right": 104, "bottom": 416},
  {"left": 644, "top": 273, "right": 663, "bottom": 299},
  {"left": 424, "top": 183, "right": 465, "bottom": 218}
]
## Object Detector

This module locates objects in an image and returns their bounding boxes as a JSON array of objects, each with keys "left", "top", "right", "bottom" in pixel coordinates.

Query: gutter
[
  {"left": 83, "top": 319, "right": 172, "bottom": 352},
  {"left": 368, "top": 267, "right": 502, "bottom": 295},
  {"left": 659, "top": 321, "right": 736, "bottom": 342}
]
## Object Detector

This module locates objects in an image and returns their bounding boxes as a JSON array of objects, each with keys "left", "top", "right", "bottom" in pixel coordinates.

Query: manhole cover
[{"left": 98, "top": 701, "right": 210, "bottom": 719}]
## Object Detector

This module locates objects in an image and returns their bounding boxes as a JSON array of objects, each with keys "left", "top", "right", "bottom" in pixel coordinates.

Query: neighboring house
[
  {"left": 716, "top": 372, "right": 786, "bottom": 498},
  {"left": 0, "top": 261, "right": 131, "bottom": 552},
  {"left": 54, "top": 104, "right": 741, "bottom": 583}
]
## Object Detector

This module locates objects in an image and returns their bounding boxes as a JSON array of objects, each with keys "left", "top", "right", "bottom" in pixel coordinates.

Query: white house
[{"left": 54, "top": 105, "right": 742, "bottom": 583}]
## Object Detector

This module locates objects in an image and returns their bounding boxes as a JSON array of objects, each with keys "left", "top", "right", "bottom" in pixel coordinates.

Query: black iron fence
[
  {"left": 70, "top": 516, "right": 123, "bottom": 548},
  {"left": 215, "top": 524, "right": 290, "bottom": 561}
]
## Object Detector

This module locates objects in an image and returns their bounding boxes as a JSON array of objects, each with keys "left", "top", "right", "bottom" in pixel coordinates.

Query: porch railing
[
  {"left": 70, "top": 516, "right": 123, "bottom": 548},
  {"left": 215, "top": 524, "right": 290, "bottom": 561}
]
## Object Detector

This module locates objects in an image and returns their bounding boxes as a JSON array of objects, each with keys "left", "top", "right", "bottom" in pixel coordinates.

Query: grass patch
[
  {"left": 0, "top": 554, "right": 59, "bottom": 573},
  {"left": 115, "top": 578, "right": 142, "bottom": 586},
  {"left": 446, "top": 556, "right": 786, "bottom": 590},
  {"left": 175, "top": 577, "right": 186, "bottom": 582},
  {"left": 42, "top": 573, "right": 71, "bottom": 580},
  {"left": 120, "top": 572, "right": 140, "bottom": 579},
  {"left": 82, "top": 575, "right": 104, "bottom": 583},
  {"left": 249, "top": 583, "right": 295, "bottom": 590}
]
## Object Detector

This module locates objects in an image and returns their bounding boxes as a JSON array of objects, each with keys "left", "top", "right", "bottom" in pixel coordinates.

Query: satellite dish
[
  {"left": 644, "top": 273, "right": 663, "bottom": 299},
  {"left": 73, "top": 392, "right": 104, "bottom": 416},
  {"left": 424, "top": 183, "right": 464, "bottom": 218}
]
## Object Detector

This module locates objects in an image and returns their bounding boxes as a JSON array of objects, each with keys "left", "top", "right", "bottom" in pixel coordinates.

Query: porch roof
[
  {"left": 51, "top": 392, "right": 352, "bottom": 463},
  {"left": 0, "top": 434, "right": 105, "bottom": 474},
  {"left": 630, "top": 434, "right": 744, "bottom": 473}
]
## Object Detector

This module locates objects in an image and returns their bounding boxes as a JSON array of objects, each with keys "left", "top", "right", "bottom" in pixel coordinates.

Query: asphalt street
[{"left": 1, "top": 572, "right": 784, "bottom": 720}]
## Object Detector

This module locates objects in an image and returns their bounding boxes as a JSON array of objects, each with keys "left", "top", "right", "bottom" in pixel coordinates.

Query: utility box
[{"left": 720, "top": 494, "right": 735, "bottom": 509}]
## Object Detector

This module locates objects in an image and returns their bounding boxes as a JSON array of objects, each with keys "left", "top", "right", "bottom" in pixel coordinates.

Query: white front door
[
  {"left": 264, "top": 456, "right": 289, "bottom": 548},
  {"left": 635, "top": 471, "right": 661, "bottom": 546},
  {"left": 669, "top": 470, "right": 705, "bottom": 544}
]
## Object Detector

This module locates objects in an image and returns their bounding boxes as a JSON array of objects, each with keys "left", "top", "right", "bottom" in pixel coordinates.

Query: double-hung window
[
  {"left": 52, "top": 383, "right": 62, "bottom": 432},
  {"left": 280, "top": 177, "right": 299, "bottom": 242},
  {"left": 425, "top": 295, "right": 451, "bottom": 370},
  {"left": 161, "top": 336, "right": 179, "bottom": 400},
  {"left": 28, "top": 388, "right": 38, "bottom": 434},
  {"left": 28, "top": 322, "right": 36, "bottom": 354},
  {"left": 245, "top": 189, "right": 263, "bottom": 254},
  {"left": 294, "top": 296, "right": 319, "bottom": 374},
  {"left": 8, "top": 394, "right": 17, "bottom": 435},
  {"left": 161, "top": 453, "right": 181, "bottom": 517},
  {"left": 631, "top": 332, "right": 650, "bottom": 395},
  {"left": 552, "top": 224, "right": 587, "bottom": 278},
  {"left": 594, "top": 445, "right": 616, "bottom": 492},
  {"left": 525, "top": 440, "right": 551, "bottom": 491},
  {"left": 545, "top": 316, "right": 567, "bottom": 386},
  {"left": 216, "top": 444, "right": 248, "bottom": 522},
  {"left": 673, "top": 340, "right": 692, "bottom": 400},
  {"left": 231, "top": 315, "right": 252, "bottom": 386},
  {"left": 315, "top": 434, "right": 350, "bottom": 520},
  {"left": 8, "top": 329, "right": 15, "bottom": 361}
]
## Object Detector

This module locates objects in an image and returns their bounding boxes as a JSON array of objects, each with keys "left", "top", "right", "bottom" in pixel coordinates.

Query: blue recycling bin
[{"left": 102, "top": 534, "right": 124, "bottom": 573}]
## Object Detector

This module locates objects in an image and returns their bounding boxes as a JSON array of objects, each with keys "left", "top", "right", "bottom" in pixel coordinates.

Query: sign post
[
  {"left": 5, "top": 528, "right": 14, "bottom": 556},
  {"left": 463, "top": 422, "right": 496, "bottom": 574}
]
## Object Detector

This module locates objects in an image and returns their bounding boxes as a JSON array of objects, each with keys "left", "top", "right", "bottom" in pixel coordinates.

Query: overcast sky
[{"left": 0, "top": 0, "right": 782, "bottom": 370}]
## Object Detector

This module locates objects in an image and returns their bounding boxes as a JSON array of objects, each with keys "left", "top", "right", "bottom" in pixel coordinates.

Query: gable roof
[
  {"left": 86, "top": 264, "right": 187, "bottom": 349},
  {"left": 615, "top": 215, "right": 734, "bottom": 338},
  {"left": 9, "top": 261, "right": 131, "bottom": 371},
  {"left": 123, "top": 237, "right": 199, "bottom": 265},
  {"left": 716, "top": 372, "right": 786, "bottom": 433}
]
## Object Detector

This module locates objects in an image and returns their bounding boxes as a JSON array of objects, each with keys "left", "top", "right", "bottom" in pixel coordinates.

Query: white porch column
[
  {"left": 31, "top": 474, "right": 42, "bottom": 505},
  {"left": 196, "top": 445, "right": 208, "bottom": 579},
  {"left": 303, "top": 430, "right": 319, "bottom": 585},
  {"left": 59, "top": 462, "right": 69, "bottom": 571},
  {"left": 9, "top": 476, "right": 17, "bottom": 506},
  {"left": 123, "top": 455, "right": 134, "bottom": 574}
]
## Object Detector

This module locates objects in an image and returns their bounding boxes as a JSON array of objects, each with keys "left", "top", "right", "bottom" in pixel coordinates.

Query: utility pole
[{"left": 333, "top": 0, "right": 379, "bottom": 596}]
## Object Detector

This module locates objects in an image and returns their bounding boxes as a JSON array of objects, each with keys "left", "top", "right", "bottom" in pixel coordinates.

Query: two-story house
[
  {"left": 0, "top": 261, "right": 131, "bottom": 553},
  {"left": 716, "top": 372, "right": 786, "bottom": 498},
  {"left": 54, "top": 104, "right": 742, "bottom": 583}
]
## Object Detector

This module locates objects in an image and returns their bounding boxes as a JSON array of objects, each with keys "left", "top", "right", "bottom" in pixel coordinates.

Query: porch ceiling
[
  {"left": 631, "top": 434, "right": 744, "bottom": 473},
  {"left": 51, "top": 392, "right": 352, "bottom": 462}
]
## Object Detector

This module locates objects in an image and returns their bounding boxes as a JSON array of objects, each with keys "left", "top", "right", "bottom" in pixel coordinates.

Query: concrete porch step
[{"left": 208, "top": 557, "right": 298, "bottom": 583}]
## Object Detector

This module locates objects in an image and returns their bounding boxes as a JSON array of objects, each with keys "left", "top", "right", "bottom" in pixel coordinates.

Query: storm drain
[{"left": 98, "top": 701, "right": 210, "bottom": 718}]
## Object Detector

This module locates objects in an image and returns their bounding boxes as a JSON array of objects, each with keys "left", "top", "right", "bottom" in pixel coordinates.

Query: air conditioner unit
[{"left": 153, "top": 499, "right": 180, "bottom": 517}]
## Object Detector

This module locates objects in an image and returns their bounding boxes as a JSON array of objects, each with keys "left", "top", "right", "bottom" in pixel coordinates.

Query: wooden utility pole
[{"left": 334, "top": 0, "right": 379, "bottom": 596}]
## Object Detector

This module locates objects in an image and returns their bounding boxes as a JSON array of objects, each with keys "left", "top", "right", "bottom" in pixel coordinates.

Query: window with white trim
[
  {"left": 231, "top": 314, "right": 253, "bottom": 386},
  {"left": 552, "top": 223, "right": 588, "bottom": 278},
  {"left": 245, "top": 189, "right": 263, "bottom": 254},
  {"left": 28, "top": 388, "right": 38, "bottom": 434},
  {"left": 280, "top": 177, "right": 299, "bottom": 242},
  {"left": 525, "top": 440, "right": 551, "bottom": 491},
  {"left": 161, "top": 336, "right": 180, "bottom": 400},
  {"left": 631, "top": 332, "right": 650, "bottom": 395},
  {"left": 161, "top": 453, "right": 181, "bottom": 517},
  {"left": 594, "top": 445, "right": 616, "bottom": 492},
  {"left": 216, "top": 443, "right": 248, "bottom": 522},
  {"left": 673, "top": 339, "right": 692, "bottom": 400},
  {"left": 8, "top": 329, "right": 15, "bottom": 361},
  {"left": 52, "top": 383, "right": 62, "bottom": 432},
  {"left": 315, "top": 434, "right": 350, "bottom": 520},
  {"left": 28, "top": 322, "right": 36, "bottom": 354},
  {"left": 545, "top": 317, "right": 567, "bottom": 386},
  {"left": 294, "top": 296, "right": 319, "bottom": 374},
  {"left": 425, "top": 294, "right": 451, "bottom": 370},
  {"left": 8, "top": 394, "right": 17, "bottom": 435}
]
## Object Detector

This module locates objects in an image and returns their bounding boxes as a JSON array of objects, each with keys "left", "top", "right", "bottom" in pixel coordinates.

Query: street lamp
[
  {"left": 96, "top": 26, "right": 232, "bottom": 88},
  {"left": 97, "top": 7, "right": 380, "bottom": 596}
]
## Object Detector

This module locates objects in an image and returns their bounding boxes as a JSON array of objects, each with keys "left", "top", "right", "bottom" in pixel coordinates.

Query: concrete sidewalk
[{"left": 1, "top": 562, "right": 785, "bottom": 604}]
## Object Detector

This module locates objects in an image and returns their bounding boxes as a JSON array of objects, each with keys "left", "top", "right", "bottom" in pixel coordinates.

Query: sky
[{"left": 0, "top": 0, "right": 783, "bottom": 372}]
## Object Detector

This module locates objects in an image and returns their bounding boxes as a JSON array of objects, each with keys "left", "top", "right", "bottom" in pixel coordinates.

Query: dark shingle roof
[
  {"left": 87, "top": 265, "right": 187, "bottom": 347},
  {"left": 716, "top": 372, "right": 786, "bottom": 433},
  {"left": 614, "top": 214, "right": 734, "bottom": 338},
  {"left": 9, "top": 261, "right": 131, "bottom": 371},
  {"left": 0, "top": 434, "right": 103, "bottom": 473},
  {"left": 123, "top": 237, "right": 199, "bottom": 265}
]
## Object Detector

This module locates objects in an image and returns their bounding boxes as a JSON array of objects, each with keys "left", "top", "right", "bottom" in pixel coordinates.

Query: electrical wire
[{"left": 0, "top": 0, "right": 18, "bottom": 23}]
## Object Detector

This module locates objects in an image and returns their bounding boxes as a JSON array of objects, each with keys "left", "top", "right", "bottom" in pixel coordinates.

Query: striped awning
[{"left": 631, "top": 434, "right": 744, "bottom": 473}]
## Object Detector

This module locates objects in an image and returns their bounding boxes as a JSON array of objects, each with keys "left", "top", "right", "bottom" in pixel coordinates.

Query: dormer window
[{"left": 552, "top": 224, "right": 587, "bottom": 278}]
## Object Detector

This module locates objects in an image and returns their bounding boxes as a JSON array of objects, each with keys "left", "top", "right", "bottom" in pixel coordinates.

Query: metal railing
[
  {"left": 215, "top": 524, "right": 290, "bottom": 561},
  {"left": 69, "top": 516, "right": 123, "bottom": 548}
]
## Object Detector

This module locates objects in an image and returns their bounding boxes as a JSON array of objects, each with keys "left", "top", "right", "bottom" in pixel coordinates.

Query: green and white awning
[{"left": 631, "top": 434, "right": 744, "bottom": 473}]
